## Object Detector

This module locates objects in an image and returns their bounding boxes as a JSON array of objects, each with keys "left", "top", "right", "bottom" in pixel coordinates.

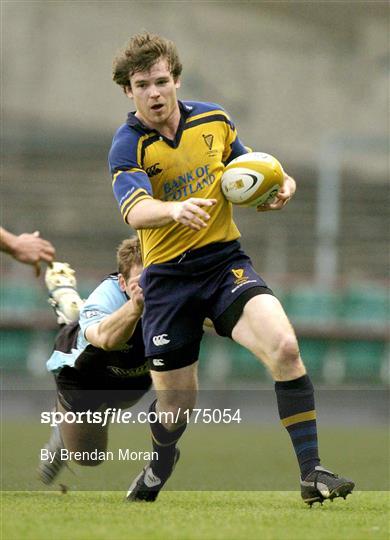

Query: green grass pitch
[
  {"left": 2, "top": 422, "right": 389, "bottom": 539},
  {"left": 2, "top": 491, "right": 389, "bottom": 540}
]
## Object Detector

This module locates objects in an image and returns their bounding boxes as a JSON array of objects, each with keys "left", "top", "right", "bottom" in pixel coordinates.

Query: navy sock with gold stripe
[
  {"left": 275, "top": 374, "right": 320, "bottom": 479},
  {"left": 148, "top": 400, "right": 187, "bottom": 478}
]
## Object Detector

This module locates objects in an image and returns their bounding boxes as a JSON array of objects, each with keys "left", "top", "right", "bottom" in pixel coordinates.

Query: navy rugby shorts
[
  {"left": 140, "top": 240, "right": 274, "bottom": 370},
  {"left": 55, "top": 366, "right": 151, "bottom": 412}
]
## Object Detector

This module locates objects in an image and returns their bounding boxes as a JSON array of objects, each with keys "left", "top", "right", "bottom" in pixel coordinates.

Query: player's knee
[
  {"left": 275, "top": 334, "right": 300, "bottom": 366},
  {"left": 155, "top": 398, "right": 196, "bottom": 430},
  {"left": 157, "top": 391, "right": 197, "bottom": 415},
  {"left": 160, "top": 403, "right": 195, "bottom": 425}
]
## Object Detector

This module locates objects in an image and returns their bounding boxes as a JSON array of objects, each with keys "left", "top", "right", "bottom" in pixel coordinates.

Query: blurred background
[{"left": 1, "top": 0, "right": 389, "bottom": 388}]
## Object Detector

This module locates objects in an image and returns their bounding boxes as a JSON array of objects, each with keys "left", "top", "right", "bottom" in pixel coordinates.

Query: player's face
[
  {"left": 129, "top": 263, "right": 143, "bottom": 280},
  {"left": 126, "top": 58, "right": 181, "bottom": 129}
]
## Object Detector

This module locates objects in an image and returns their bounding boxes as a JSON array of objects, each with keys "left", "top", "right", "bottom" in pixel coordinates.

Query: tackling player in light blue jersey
[
  {"left": 47, "top": 275, "right": 144, "bottom": 372},
  {"left": 38, "top": 237, "right": 152, "bottom": 486}
]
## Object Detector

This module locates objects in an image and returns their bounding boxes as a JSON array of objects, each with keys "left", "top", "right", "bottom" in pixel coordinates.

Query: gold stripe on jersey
[
  {"left": 122, "top": 194, "right": 153, "bottom": 223},
  {"left": 112, "top": 168, "right": 144, "bottom": 187},
  {"left": 184, "top": 109, "right": 231, "bottom": 125},
  {"left": 136, "top": 133, "right": 158, "bottom": 166},
  {"left": 120, "top": 188, "right": 150, "bottom": 214}
]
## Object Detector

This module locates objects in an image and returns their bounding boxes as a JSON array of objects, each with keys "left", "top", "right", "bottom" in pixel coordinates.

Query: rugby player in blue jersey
[
  {"left": 109, "top": 32, "right": 354, "bottom": 505},
  {"left": 38, "top": 237, "right": 152, "bottom": 485}
]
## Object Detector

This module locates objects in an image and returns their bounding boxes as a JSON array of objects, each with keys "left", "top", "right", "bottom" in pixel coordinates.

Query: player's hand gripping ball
[{"left": 221, "top": 152, "right": 284, "bottom": 207}]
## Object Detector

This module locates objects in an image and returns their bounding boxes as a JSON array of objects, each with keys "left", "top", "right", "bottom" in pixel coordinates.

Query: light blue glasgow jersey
[{"left": 46, "top": 276, "right": 128, "bottom": 373}]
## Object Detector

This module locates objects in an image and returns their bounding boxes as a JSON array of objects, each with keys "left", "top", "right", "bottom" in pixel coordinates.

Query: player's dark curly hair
[
  {"left": 116, "top": 236, "right": 142, "bottom": 280},
  {"left": 112, "top": 31, "right": 182, "bottom": 90}
]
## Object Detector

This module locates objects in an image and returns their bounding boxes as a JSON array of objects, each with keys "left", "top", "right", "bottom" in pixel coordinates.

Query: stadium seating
[
  {"left": 341, "top": 285, "right": 389, "bottom": 327},
  {"left": 1, "top": 281, "right": 388, "bottom": 384}
]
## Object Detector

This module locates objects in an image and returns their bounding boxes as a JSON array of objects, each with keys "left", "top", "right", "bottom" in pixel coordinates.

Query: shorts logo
[
  {"left": 232, "top": 268, "right": 244, "bottom": 280},
  {"left": 152, "top": 359, "right": 164, "bottom": 367},
  {"left": 231, "top": 268, "right": 248, "bottom": 285},
  {"left": 231, "top": 268, "right": 257, "bottom": 293},
  {"left": 108, "top": 363, "right": 149, "bottom": 377},
  {"left": 152, "top": 334, "right": 170, "bottom": 346}
]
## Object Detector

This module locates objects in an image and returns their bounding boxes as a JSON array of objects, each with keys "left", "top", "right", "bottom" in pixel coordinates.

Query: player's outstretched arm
[
  {"left": 85, "top": 275, "right": 144, "bottom": 351},
  {"left": 0, "top": 227, "right": 56, "bottom": 264},
  {"left": 257, "top": 173, "right": 296, "bottom": 212},
  {"left": 127, "top": 198, "right": 217, "bottom": 231}
]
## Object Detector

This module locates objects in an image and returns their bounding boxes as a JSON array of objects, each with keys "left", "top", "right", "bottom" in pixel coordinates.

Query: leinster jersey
[{"left": 109, "top": 101, "right": 248, "bottom": 267}]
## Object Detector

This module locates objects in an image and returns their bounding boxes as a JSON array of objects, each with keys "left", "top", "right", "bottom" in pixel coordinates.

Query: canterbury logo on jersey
[
  {"left": 146, "top": 163, "right": 163, "bottom": 177},
  {"left": 152, "top": 334, "right": 170, "bottom": 346}
]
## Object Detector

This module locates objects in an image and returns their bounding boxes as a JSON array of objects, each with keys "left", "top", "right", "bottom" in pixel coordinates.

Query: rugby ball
[{"left": 221, "top": 152, "right": 284, "bottom": 207}]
